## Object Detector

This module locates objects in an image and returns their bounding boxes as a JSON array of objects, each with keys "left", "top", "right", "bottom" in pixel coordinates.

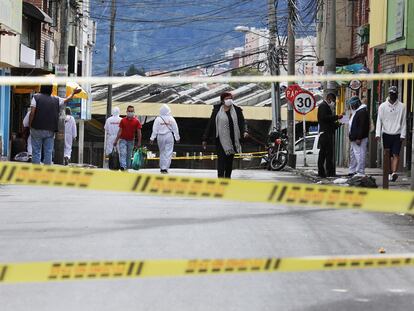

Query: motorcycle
[{"left": 261, "top": 130, "right": 288, "bottom": 171}]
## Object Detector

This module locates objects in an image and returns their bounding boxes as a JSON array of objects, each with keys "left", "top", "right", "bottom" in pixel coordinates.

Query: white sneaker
[
  {"left": 391, "top": 173, "right": 398, "bottom": 182},
  {"left": 388, "top": 174, "right": 393, "bottom": 181}
]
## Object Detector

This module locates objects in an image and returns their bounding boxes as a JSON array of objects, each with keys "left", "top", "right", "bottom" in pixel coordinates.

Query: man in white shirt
[{"left": 375, "top": 86, "right": 407, "bottom": 181}]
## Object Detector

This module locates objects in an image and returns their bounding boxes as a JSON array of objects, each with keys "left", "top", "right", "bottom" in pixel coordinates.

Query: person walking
[
  {"left": 29, "top": 85, "right": 81, "bottom": 165},
  {"left": 113, "top": 105, "right": 142, "bottom": 170},
  {"left": 64, "top": 107, "right": 77, "bottom": 165},
  {"left": 22, "top": 107, "right": 32, "bottom": 158},
  {"left": 375, "top": 86, "right": 407, "bottom": 181},
  {"left": 150, "top": 104, "right": 180, "bottom": 174},
  {"left": 317, "top": 92, "right": 343, "bottom": 178},
  {"left": 347, "top": 96, "right": 369, "bottom": 176},
  {"left": 104, "top": 106, "right": 122, "bottom": 156},
  {"left": 202, "top": 92, "right": 248, "bottom": 178}
]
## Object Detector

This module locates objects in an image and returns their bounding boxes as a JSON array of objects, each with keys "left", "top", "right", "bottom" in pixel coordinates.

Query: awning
[{"left": 23, "top": 2, "right": 53, "bottom": 24}]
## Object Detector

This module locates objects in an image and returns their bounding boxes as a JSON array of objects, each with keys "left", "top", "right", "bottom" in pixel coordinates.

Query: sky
[{"left": 90, "top": 0, "right": 319, "bottom": 75}]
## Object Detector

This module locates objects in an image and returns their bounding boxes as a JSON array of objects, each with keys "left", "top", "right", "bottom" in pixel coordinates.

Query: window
[
  {"left": 295, "top": 137, "right": 315, "bottom": 152},
  {"left": 48, "top": 0, "right": 58, "bottom": 27}
]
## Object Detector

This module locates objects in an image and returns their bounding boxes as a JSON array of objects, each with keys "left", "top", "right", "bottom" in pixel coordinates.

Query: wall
[
  {"left": 369, "top": 0, "right": 387, "bottom": 48},
  {"left": 386, "top": 0, "right": 408, "bottom": 53}
]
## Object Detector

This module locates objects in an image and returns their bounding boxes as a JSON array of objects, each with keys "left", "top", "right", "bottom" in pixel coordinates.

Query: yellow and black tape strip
[
  {"left": 1, "top": 254, "right": 413, "bottom": 284},
  {"left": 0, "top": 162, "right": 413, "bottom": 215}
]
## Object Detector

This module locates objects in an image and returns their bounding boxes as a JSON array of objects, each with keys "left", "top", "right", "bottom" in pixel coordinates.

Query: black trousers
[
  {"left": 217, "top": 143, "right": 234, "bottom": 178},
  {"left": 318, "top": 133, "right": 334, "bottom": 177}
]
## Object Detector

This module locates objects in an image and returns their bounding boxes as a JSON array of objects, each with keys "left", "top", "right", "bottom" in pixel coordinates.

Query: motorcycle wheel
[{"left": 269, "top": 151, "right": 288, "bottom": 171}]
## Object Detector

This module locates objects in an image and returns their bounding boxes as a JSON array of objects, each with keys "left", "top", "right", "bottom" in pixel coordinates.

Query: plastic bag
[
  {"left": 14, "top": 151, "right": 31, "bottom": 162},
  {"left": 132, "top": 148, "right": 144, "bottom": 170},
  {"left": 108, "top": 147, "right": 120, "bottom": 170}
]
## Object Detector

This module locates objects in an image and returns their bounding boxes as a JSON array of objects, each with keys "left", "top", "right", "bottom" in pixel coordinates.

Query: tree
[
  {"left": 126, "top": 64, "right": 145, "bottom": 76},
  {"left": 230, "top": 66, "right": 270, "bottom": 89}
]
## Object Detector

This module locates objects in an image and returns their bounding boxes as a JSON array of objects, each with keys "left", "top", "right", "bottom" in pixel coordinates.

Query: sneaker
[
  {"left": 388, "top": 174, "right": 393, "bottom": 181},
  {"left": 160, "top": 169, "right": 168, "bottom": 174},
  {"left": 391, "top": 172, "right": 398, "bottom": 182},
  {"left": 347, "top": 172, "right": 356, "bottom": 177},
  {"left": 120, "top": 167, "right": 125, "bottom": 171},
  {"left": 64, "top": 157, "right": 69, "bottom": 166}
]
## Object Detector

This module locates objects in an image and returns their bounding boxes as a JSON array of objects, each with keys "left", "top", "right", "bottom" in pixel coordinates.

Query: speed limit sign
[{"left": 292, "top": 91, "right": 316, "bottom": 115}]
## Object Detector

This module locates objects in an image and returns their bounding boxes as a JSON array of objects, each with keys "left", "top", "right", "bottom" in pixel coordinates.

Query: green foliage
[
  {"left": 230, "top": 67, "right": 270, "bottom": 89},
  {"left": 126, "top": 64, "right": 146, "bottom": 76}
]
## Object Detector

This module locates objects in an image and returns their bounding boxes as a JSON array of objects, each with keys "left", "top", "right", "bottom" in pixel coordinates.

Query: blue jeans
[
  {"left": 30, "top": 128, "right": 55, "bottom": 165},
  {"left": 119, "top": 139, "right": 134, "bottom": 169}
]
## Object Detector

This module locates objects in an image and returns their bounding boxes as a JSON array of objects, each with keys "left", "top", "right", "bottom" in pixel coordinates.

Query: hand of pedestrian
[
  {"left": 202, "top": 141, "right": 207, "bottom": 150},
  {"left": 375, "top": 136, "right": 380, "bottom": 141},
  {"left": 176, "top": 140, "right": 180, "bottom": 143},
  {"left": 113, "top": 141, "right": 117, "bottom": 146},
  {"left": 150, "top": 140, "right": 154, "bottom": 145},
  {"left": 356, "top": 139, "right": 361, "bottom": 145},
  {"left": 73, "top": 88, "right": 82, "bottom": 95},
  {"left": 400, "top": 137, "right": 405, "bottom": 142},
  {"left": 337, "top": 114, "right": 343, "bottom": 119},
  {"left": 243, "top": 132, "right": 249, "bottom": 139}
]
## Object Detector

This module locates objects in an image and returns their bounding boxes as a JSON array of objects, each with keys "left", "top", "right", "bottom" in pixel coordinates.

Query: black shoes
[
  {"left": 160, "top": 169, "right": 168, "bottom": 174},
  {"left": 64, "top": 157, "right": 69, "bottom": 166}
]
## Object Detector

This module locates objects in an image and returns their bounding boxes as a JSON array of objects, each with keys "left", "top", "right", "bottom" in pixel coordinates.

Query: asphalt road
[{"left": 1, "top": 169, "right": 414, "bottom": 311}]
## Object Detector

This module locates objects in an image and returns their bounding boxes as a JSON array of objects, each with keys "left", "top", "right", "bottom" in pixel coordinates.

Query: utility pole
[
  {"left": 106, "top": 0, "right": 116, "bottom": 119},
  {"left": 411, "top": 119, "right": 414, "bottom": 190},
  {"left": 287, "top": 0, "right": 296, "bottom": 168},
  {"left": 55, "top": 0, "right": 70, "bottom": 165},
  {"left": 324, "top": 0, "right": 337, "bottom": 96},
  {"left": 268, "top": 0, "right": 281, "bottom": 130},
  {"left": 324, "top": 0, "right": 337, "bottom": 175}
]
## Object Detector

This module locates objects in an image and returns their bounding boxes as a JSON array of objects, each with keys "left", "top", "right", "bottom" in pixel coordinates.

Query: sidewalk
[{"left": 292, "top": 166, "right": 411, "bottom": 190}]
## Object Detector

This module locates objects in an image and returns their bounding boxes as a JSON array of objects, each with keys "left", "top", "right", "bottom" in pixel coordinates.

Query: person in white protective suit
[
  {"left": 22, "top": 107, "right": 32, "bottom": 157},
  {"left": 104, "top": 106, "right": 122, "bottom": 155},
  {"left": 150, "top": 104, "right": 180, "bottom": 174},
  {"left": 64, "top": 107, "right": 77, "bottom": 165}
]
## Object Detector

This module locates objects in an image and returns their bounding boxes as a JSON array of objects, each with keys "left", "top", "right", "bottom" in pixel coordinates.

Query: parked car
[{"left": 295, "top": 133, "right": 319, "bottom": 166}]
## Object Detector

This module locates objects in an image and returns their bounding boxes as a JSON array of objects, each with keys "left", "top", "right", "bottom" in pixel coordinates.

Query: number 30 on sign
[{"left": 293, "top": 91, "right": 316, "bottom": 115}]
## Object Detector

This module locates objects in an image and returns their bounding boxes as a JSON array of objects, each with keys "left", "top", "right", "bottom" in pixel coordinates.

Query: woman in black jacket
[{"left": 202, "top": 92, "right": 248, "bottom": 178}]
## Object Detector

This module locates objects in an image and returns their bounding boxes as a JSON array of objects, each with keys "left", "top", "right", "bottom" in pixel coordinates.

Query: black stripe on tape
[
  {"left": 0, "top": 166, "right": 8, "bottom": 181},
  {"left": 6, "top": 167, "right": 16, "bottom": 182},
  {"left": 273, "top": 258, "right": 281, "bottom": 270},
  {"left": 140, "top": 176, "right": 151, "bottom": 192},
  {"left": 267, "top": 186, "right": 278, "bottom": 202},
  {"left": 0, "top": 266, "right": 8, "bottom": 282},
  {"left": 276, "top": 186, "right": 287, "bottom": 202},
  {"left": 127, "top": 262, "right": 135, "bottom": 276},
  {"left": 136, "top": 261, "right": 144, "bottom": 276},
  {"left": 131, "top": 176, "right": 142, "bottom": 191}
]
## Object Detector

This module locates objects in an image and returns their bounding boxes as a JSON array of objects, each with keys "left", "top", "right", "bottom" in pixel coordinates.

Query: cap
[
  {"left": 389, "top": 86, "right": 398, "bottom": 94},
  {"left": 346, "top": 96, "right": 361, "bottom": 107}
]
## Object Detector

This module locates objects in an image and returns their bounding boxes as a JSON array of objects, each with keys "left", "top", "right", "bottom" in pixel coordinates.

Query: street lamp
[{"left": 235, "top": 25, "right": 281, "bottom": 131}]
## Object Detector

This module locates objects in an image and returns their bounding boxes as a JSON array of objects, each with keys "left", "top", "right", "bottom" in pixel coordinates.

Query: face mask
[
  {"left": 127, "top": 112, "right": 134, "bottom": 118},
  {"left": 389, "top": 94, "right": 398, "bottom": 102},
  {"left": 224, "top": 99, "right": 233, "bottom": 106}
]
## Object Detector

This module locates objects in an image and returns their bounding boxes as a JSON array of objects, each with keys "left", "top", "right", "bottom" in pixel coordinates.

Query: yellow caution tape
[
  {"left": 0, "top": 162, "right": 413, "bottom": 215},
  {"left": 1, "top": 254, "right": 413, "bottom": 284}
]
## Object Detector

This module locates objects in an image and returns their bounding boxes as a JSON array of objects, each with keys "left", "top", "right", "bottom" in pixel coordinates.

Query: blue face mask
[{"left": 127, "top": 112, "right": 134, "bottom": 118}]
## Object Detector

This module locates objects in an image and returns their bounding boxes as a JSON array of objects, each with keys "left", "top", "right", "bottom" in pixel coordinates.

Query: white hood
[
  {"left": 112, "top": 106, "right": 120, "bottom": 116},
  {"left": 160, "top": 104, "right": 171, "bottom": 116}
]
